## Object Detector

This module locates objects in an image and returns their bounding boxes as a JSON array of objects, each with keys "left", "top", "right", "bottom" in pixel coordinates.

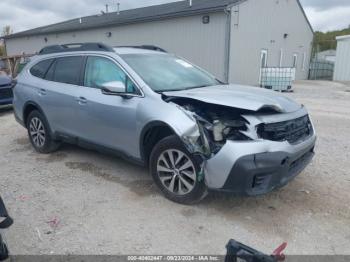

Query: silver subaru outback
[{"left": 13, "top": 43, "right": 316, "bottom": 204}]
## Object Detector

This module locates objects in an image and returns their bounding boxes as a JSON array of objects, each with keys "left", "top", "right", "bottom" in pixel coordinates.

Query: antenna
[
  {"left": 105, "top": 4, "right": 109, "bottom": 13},
  {"left": 117, "top": 2, "right": 120, "bottom": 15}
]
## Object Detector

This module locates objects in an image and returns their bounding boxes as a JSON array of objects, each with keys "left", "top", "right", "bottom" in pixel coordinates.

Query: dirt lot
[{"left": 0, "top": 81, "right": 349, "bottom": 256}]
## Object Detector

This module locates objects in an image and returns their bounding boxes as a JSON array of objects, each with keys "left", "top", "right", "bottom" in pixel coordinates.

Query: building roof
[
  {"left": 4, "top": 0, "right": 313, "bottom": 40},
  {"left": 5, "top": 0, "right": 240, "bottom": 39}
]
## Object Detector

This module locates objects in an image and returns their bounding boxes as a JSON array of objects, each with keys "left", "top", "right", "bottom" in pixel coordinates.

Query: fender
[{"left": 139, "top": 121, "right": 178, "bottom": 162}]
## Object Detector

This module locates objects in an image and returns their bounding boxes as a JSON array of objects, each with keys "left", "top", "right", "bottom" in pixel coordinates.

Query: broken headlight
[{"left": 212, "top": 118, "right": 252, "bottom": 142}]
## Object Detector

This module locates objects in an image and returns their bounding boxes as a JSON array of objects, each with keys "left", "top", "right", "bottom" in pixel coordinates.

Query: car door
[
  {"left": 39, "top": 56, "right": 86, "bottom": 137},
  {"left": 76, "top": 55, "right": 143, "bottom": 156}
]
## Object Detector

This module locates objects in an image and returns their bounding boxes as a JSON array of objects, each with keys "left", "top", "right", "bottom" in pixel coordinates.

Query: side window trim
[
  {"left": 84, "top": 55, "right": 144, "bottom": 97},
  {"left": 44, "top": 59, "right": 56, "bottom": 80},
  {"left": 80, "top": 56, "right": 88, "bottom": 87}
]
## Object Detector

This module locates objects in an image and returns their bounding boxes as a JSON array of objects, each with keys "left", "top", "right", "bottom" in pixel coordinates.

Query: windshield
[{"left": 121, "top": 53, "right": 219, "bottom": 92}]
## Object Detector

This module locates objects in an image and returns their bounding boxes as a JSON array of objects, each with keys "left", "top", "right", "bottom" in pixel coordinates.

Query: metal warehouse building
[
  {"left": 334, "top": 35, "right": 350, "bottom": 82},
  {"left": 3, "top": 0, "right": 313, "bottom": 86}
]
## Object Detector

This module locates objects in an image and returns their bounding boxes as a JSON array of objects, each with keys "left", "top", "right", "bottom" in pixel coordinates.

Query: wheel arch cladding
[
  {"left": 23, "top": 102, "right": 43, "bottom": 124},
  {"left": 140, "top": 121, "right": 177, "bottom": 165},
  {"left": 23, "top": 102, "right": 50, "bottom": 131}
]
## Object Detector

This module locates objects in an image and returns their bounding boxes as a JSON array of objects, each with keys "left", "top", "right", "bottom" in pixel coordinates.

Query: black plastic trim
[
  {"left": 116, "top": 45, "right": 167, "bottom": 53},
  {"left": 14, "top": 112, "right": 25, "bottom": 127},
  {"left": 218, "top": 142, "right": 316, "bottom": 196},
  {"left": 139, "top": 121, "right": 177, "bottom": 163},
  {"left": 0, "top": 197, "right": 12, "bottom": 262},
  {"left": 55, "top": 132, "right": 145, "bottom": 166},
  {"left": 39, "top": 43, "right": 115, "bottom": 55},
  {"left": 0, "top": 197, "right": 13, "bottom": 229}
]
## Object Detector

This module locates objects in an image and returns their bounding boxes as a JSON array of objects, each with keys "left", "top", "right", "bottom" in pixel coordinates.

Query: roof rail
[
  {"left": 39, "top": 43, "right": 115, "bottom": 55},
  {"left": 117, "top": 45, "right": 167, "bottom": 53}
]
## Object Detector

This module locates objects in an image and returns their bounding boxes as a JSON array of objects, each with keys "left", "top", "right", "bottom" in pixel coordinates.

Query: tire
[
  {"left": 150, "top": 135, "right": 208, "bottom": 205},
  {"left": 26, "top": 110, "right": 60, "bottom": 154}
]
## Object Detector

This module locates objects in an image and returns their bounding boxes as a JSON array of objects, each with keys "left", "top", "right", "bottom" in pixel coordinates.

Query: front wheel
[{"left": 149, "top": 135, "right": 207, "bottom": 205}]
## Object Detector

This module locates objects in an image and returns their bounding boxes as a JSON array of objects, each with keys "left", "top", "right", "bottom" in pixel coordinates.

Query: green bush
[{"left": 314, "top": 28, "right": 350, "bottom": 52}]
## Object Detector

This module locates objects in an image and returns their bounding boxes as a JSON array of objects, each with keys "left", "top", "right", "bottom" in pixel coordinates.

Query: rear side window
[
  {"left": 53, "top": 56, "right": 84, "bottom": 85},
  {"left": 30, "top": 59, "right": 54, "bottom": 79}
]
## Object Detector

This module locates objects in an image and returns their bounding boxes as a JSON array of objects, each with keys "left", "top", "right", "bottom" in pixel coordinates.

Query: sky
[{"left": 0, "top": 0, "right": 349, "bottom": 34}]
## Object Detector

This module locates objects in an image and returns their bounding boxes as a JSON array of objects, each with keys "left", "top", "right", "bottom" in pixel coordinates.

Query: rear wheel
[
  {"left": 150, "top": 135, "right": 207, "bottom": 204},
  {"left": 26, "top": 110, "right": 60, "bottom": 153}
]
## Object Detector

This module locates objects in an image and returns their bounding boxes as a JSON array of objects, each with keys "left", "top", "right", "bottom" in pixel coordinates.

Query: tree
[
  {"left": 0, "top": 26, "right": 12, "bottom": 57},
  {"left": 2, "top": 26, "right": 12, "bottom": 36},
  {"left": 313, "top": 27, "right": 350, "bottom": 53}
]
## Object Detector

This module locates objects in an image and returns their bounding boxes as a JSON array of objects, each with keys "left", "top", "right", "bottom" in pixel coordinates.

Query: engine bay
[{"left": 164, "top": 96, "right": 254, "bottom": 157}]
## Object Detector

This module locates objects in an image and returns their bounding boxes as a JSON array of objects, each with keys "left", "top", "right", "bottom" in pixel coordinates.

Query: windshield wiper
[
  {"left": 155, "top": 85, "right": 213, "bottom": 93},
  {"left": 183, "top": 85, "right": 212, "bottom": 90}
]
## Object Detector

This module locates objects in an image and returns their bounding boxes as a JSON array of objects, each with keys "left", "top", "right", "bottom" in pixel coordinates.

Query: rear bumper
[
  {"left": 204, "top": 134, "right": 316, "bottom": 195},
  {"left": 0, "top": 86, "right": 13, "bottom": 106}
]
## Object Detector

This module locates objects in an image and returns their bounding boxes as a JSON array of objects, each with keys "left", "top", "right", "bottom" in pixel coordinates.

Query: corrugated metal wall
[
  {"left": 334, "top": 38, "right": 350, "bottom": 81},
  {"left": 5, "top": 13, "right": 227, "bottom": 81},
  {"left": 228, "top": 0, "right": 314, "bottom": 86}
]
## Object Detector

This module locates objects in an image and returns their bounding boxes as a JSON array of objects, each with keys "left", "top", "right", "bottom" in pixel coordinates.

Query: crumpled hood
[{"left": 164, "top": 84, "right": 301, "bottom": 113}]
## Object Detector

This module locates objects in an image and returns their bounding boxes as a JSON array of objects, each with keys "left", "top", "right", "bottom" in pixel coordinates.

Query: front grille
[
  {"left": 257, "top": 115, "right": 313, "bottom": 144},
  {"left": 0, "top": 88, "right": 13, "bottom": 99}
]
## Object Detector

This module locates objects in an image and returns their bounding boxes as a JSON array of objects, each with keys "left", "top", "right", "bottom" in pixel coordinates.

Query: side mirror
[{"left": 101, "top": 81, "right": 126, "bottom": 94}]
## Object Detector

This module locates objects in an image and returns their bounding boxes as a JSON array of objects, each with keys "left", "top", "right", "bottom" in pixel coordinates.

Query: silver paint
[{"left": 14, "top": 48, "right": 316, "bottom": 192}]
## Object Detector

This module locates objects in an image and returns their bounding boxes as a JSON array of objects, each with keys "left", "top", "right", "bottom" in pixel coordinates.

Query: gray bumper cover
[{"left": 204, "top": 134, "right": 317, "bottom": 193}]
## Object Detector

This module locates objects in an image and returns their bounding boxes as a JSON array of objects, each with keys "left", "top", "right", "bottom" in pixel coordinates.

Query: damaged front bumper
[
  {"left": 203, "top": 132, "right": 316, "bottom": 196},
  {"left": 174, "top": 101, "right": 316, "bottom": 196}
]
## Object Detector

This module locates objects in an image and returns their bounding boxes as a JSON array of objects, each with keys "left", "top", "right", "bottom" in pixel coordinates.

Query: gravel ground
[{"left": 0, "top": 80, "right": 349, "bottom": 256}]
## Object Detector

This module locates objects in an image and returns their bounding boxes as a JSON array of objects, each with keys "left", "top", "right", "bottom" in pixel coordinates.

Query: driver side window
[{"left": 84, "top": 56, "right": 137, "bottom": 93}]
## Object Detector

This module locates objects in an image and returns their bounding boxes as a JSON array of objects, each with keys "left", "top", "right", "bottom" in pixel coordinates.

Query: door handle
[
  {"left": 38, "top": 88, "right": 47, "bottom": 96},
  {"left": 76, "top": 96, "right": 88, "bottom": 105}
]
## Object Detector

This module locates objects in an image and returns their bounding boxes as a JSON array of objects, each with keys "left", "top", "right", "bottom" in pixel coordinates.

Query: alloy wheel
[
  {"left": 157, "top": 149, "right": 196, "bottom": 195},
  {"left": 29, "top": 117, "right": 46, "bottom": 148}
]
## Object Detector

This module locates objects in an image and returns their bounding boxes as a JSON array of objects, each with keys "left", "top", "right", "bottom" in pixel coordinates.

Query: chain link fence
[{"left": 308, "top": 59, "right": 334, "bottom": 80}]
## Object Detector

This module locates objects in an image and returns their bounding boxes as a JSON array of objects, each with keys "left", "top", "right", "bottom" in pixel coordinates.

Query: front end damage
[{"left": 164, "top": 95, "right": 317, "bottom": 195}]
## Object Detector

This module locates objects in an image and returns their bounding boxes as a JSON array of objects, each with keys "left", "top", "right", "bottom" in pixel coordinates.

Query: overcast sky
[{"left": 0, "top": 0, "right": 349, "bottom": 34}]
